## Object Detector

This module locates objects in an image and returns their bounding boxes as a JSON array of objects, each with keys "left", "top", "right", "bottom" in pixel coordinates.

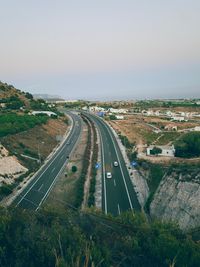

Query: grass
[
  {"left": 141, "top": 129, "right": 161, "bottom": 145},
  {"left": 156, "top": 131, "right": 181, "bottom": 145}
]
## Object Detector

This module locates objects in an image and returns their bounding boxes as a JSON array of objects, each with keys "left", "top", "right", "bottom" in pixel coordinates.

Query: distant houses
[{"left": 85, "top": 106, "right": 128, "bottom": 116}]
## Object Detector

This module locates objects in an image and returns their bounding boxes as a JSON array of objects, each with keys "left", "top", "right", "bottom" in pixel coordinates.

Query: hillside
[
  {"left": 0, "top": 81, "right": 31, "bottom": 108},
  {"left": 0, "top": 81, "right": 68, "bottom": 201}
]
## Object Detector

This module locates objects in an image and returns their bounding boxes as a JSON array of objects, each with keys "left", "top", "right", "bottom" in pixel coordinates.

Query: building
[
  {"left": 171, "top": 116, "right": 186, "bottom": 122},
  {"left": 164, "top": 124, "right": 178, "bottom": 131},
  {"left": 147, "top": 145, "right": 175, "bottom": 157},
  {"left": 109, "top": 108, "right": 128, "bottom": 114},
  {"left": 194, "top": 126, "right": 200, "bottom": 131},
  {"left": 30, "top": 111, "right": 57, "bottom": 117},
  {"left": 89, "top": 106, "right": 106, "bottom": 112},
  {"left": 115, "top": 115, "right": 124, "bottom": 120}
]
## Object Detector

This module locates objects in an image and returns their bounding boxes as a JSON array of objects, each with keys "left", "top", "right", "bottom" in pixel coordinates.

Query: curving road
[
  {"left": 13, "top": 111, "right": 82, "bottom": 210},
  {"left": 84, "top": 112, "right": 141, "bottom": 216}
]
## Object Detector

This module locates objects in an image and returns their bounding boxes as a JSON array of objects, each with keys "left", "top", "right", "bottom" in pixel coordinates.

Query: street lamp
[{"left": 38, "top": 141, "right": 44, "bottom": 165}]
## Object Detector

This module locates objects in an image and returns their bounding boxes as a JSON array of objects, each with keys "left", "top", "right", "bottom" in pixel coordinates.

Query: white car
[
  {"left": 106, "top": 172, "right": 112, "bottom": 179},
  {"left": 113, "top": 161, "right": 119, "bottom": 167}
]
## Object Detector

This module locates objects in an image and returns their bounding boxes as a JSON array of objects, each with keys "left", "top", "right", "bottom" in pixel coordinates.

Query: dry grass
[{"left": 1, "top": 118, "right": 68, "bottom": 169}]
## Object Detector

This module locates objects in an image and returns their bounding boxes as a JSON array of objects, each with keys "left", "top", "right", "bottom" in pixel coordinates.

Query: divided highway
[
  {"left": 13, "top": 111, "right": 82, "bottom": 210},
  {"left": 84, "top": 112, "right": 141, "bottom": 216}
]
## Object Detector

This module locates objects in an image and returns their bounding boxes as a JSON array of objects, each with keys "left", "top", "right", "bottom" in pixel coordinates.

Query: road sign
[
  {"left": 131, "top": 161, "right": 137, "bottom": 167},
  {"left": 95, "top": 163, "right": 101, "bottom": 169}
]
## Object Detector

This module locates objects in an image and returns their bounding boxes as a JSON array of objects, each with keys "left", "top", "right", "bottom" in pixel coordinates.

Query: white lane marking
[
  {"left": 101, "top": 120, "right": 133, "bottom": 210},
  {"left": 117, "top": 204, "right": 121, "bottom": 215},
  {"left": 61, "top": 155, "right": 64, "bottom": 159},
  {"left": 51, "top": 167, "right": 55, "bottom": 173},
  {"left": 36, "top": 116, "right": 83, "bottom": 211},
  {"left": 16, "top": 115, "right": 79, "bottom": 207},
  {"left": 114, "top": 179, "right": 116, "bottom": 187},
  {"left": 38, "top": 184, "right": 44, "bottom": 191}
]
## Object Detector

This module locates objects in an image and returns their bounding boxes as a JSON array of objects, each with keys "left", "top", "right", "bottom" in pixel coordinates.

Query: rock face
[
  {"left": 150, "top": 173, "right": 200, "bottom": 230},
  {"left": 0, "top": 145, "right": 28, "bottom": 185}
]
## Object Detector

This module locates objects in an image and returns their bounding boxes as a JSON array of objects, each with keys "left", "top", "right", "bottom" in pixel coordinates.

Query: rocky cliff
[{"left": 150, "top": 171, "right": 200, "bottom": 230}]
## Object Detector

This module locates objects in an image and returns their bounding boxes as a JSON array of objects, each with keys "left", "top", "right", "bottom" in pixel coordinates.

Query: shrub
[
  {"left": 175, "top": 132, "right": 200, "bottom": 158},
  {"left": 71, "top": 165, "right": 78, "bottom": 173}
]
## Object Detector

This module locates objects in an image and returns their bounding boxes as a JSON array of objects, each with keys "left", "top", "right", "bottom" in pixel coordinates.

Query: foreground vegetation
[{"left": 0, "top": 207, "right": 199, "bottom": 267}]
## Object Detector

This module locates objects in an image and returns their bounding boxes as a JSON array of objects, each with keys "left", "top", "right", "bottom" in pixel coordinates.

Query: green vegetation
[
  {"left": 71, "top": 165, "right": 78, "bottom": 173},
  {"left": 142, "top": 130, "right": 159, "bottom": 145},
  {"left": 150, "top": 146, "right": 162, "bottom": 155},
  {"left": 145, "top": 164, "right": 164, "bottom": 213},
  {"left": 0, "top": 170, "right": 32, "bottom": 200},
  {"left": 0, "top": 207, "right": 199, "bottom": 267},
  {"left": 119, "top": 134, "right": 134, "bottom": 149},
  {"left": 127, "top": 151, "right": 137, "bottom": 162},
  {"left": 109, "top": 114, "right": 117, "bottom": 120},
  {"left": 156, "top": 132, "right": 181, "bottom": 145},
  {"left": 175, "top": 132, "right": 200, "bottom": 158},
  {"left": 0, "top": 95, "right": 25, "bottom": 110},
  {"left": 135, "top": 99, "right": 200, "bottom": 109},
  {"left": 74, "top": 116, "right": 91, "bottom": 208},
  {"left": 64, "top": 100, "right": 88, "bottom": 109},
  {"left": 0, "top": 184, "right": 15, "bottom": 197},
  {"left": 88, "top": 118, "right": 98, "bottom": 207},
  {"left": 0, "top": 113, "right": 48, "bottom": 137},
  {"left": 30, "top": 98, "right": 52, "bottom": 111}
]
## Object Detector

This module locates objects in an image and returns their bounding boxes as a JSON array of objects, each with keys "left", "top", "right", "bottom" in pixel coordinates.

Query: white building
[
  {"left": 171, "top": 116, "right": 186, "bottom": 122},
  {"left": 115, "top": 115, "right": 124, "bottom": 120},
  {"left": 194, "top": 126, "right": 200, "bottom": 131},
  {"left": 147, "top": 145, "right": 175, "bottom": 157},
  {"left": 89, "top": 106, "right": 106, "bottom": 112},
  {"left": 82, "top": 106, "right": 88, "bottom": 111},
  {"left": 30, "top": 111, "right": 57, "bottom": 117},
  {"left": 109, "top": 108, "right": 128, "bottom": 114},
  {"left": 164, "top": 124, "right": 178, "bottom": 131}
]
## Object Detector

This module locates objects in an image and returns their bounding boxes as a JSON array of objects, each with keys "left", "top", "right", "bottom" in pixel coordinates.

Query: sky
[{"left": 0, "top": 0, "right": 200, "bottom": 100}]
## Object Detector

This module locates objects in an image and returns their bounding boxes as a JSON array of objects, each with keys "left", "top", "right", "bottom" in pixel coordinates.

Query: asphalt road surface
[
  {"left": 84, "top": 112, "right": 141, "bottom": 216},
  {"left": 13, "top": 111, "right": 82, "bottom": 210}
]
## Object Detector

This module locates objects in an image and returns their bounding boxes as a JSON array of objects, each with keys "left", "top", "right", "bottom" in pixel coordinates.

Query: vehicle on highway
[
  {"left": 106, "top": 172, "right": 112, "bottom": 179},
  {"left": 66, "top": 141, "right": 70, "bottom": 145},
  {"left": 113, "top": 161, "right": 119, "bottom": 167}
]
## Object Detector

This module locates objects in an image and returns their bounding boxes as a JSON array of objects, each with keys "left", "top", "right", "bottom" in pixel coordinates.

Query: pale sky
[{"left": 0, "top": 0, "right": 200, "bottom": 100}]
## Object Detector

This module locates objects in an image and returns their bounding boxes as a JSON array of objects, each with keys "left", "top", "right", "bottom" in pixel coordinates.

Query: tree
[
  {"left": 175, "top": 132, "right": 200, "bottom": 158},
  {"left": 150, "top": 147, "right": 162, "bottom": 155},
  {"left": 71, "top": 165, "right": 77, "bottom": 173}
]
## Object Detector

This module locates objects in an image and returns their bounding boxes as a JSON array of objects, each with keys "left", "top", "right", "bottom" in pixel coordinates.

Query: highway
[
  {"left": 13, "top": 111, "right": 82, "bottom": 210},
  {"left": 84, "top": 112, "right": 141, "bottom": 216}
]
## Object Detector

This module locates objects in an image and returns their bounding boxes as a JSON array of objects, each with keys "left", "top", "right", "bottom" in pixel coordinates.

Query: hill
[{"left": 0, "top": 81, "right": 68, "bottom": 201}]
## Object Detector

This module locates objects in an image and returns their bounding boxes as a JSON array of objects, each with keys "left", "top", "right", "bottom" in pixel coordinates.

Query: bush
[
  {"left": 175, "top": 132, "right": 200, "bottom": 158},
  {"left": 150, "top": 146, "right": 162, "bottom": 155},
  {"left": 109, "top": 115, "right": 117, "bottom": 120},
  {"left": 119, "top": 134, "right": 134, "bottom": 149},
  {"left": 71, "top": 165, "right": 78, "bottom": 173},
  {"left": 0, "top": 113, "right": 48, "bottom": 137}
]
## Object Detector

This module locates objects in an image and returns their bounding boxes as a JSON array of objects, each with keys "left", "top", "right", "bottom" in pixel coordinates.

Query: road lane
[
  {"left": 84, "top": 112, "right": 140, "bottom": 215},
  {"left": 13, "top": 111, "right": 82, "bottom": 210}
]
